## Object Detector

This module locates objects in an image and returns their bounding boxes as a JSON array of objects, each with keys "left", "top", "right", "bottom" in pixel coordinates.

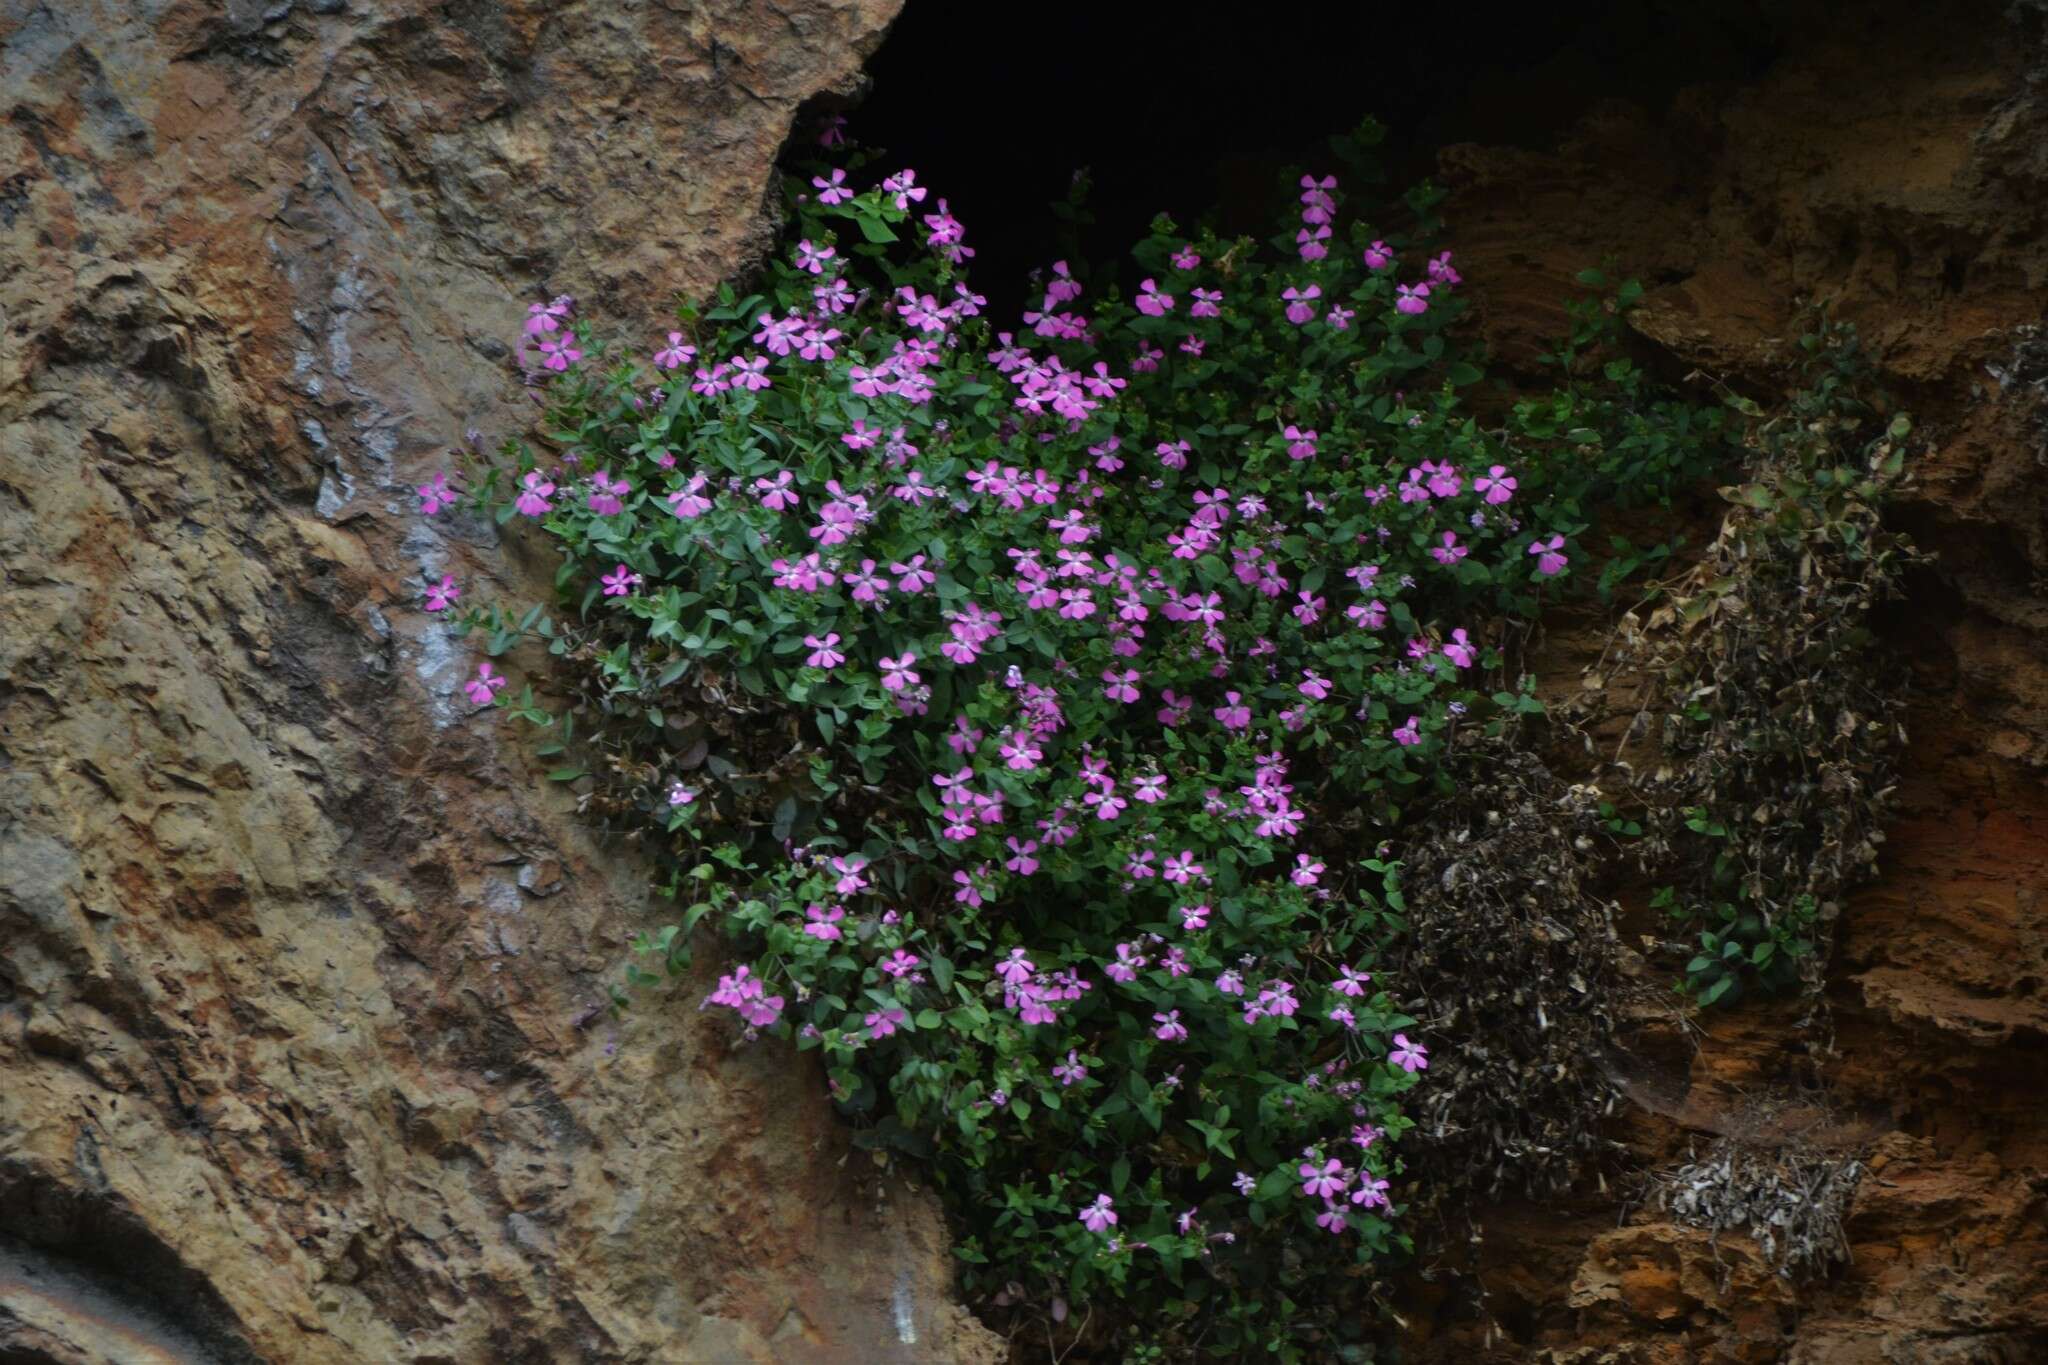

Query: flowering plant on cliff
[{"left": 437, "top": 120, "right": 1728, "bottom": 1358}]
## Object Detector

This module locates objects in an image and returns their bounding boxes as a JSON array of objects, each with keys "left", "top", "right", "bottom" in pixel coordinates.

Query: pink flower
[
  {"left": 1171, "top": 245, "right": 1201, "bottom": 269},
  {"left": 514, "top": 471, "right": 555, "bottom": 517},
  {"left": 730, "top": 353, "right": 771, "bottom": 392},
  {"left": 755, "top": 470, "right": 799, "bottom": 512},
  {"left": 1291, "top": 855, "right": 1324, "bottom": 887},
  {"left": 1430, "top": 532, "right": 1468, "bottom": 566},
  {"left": 1284, "top": 425, "right": 1318, "bottom": 461},
  {"left": 1162, "top": 851, "right": 1205, "bottom": 885},
  {"left": 793, "top": 239, "right": 835, "bottom": 275},
  {"left": 1102, "top": 668, "right": 1141, "bottom": 704},
  {"left": 417, "top": 471, "right": 460, "bottom": 516},
  {"left": 1134, "top": 278, "right": 1175, "bottom": 316},
  {"left": 1296, "top": 223, "right": 1332, "bottom": 261},
  {"left": 1529, "top": 534, "right": 1569, "bottom": 577},
  {"left": 1179, "top": 903, "right": 1210, "bottom": 931},
  {"left": 1052, "top": 1051, "right": 1088, "bottom": 1086},
  {"left": 879, "top": 653, "right": 920, "bottom": 692},
  {"left": 1214, "top": 692, "right": 1251, "bottom": 731},
  {"left": 1389, "top": 1033, "right": 1430, "bottom": 1072},
  {"left": 1189, "top": 287, "right": 1223, "bottom": 318},
  {"left": 804, "top": 633, "right": 845, "bottom": 669},
  {"left": 1299, "top": 1158, "right": 1348, "bottom": 1201},
  {"left": 668, "top": 782, "right": 696, "bottom": 807},
  {"left": 1153, "top": 1010, "right": 1188, "bottom": 1042},
  {"left": 1363, "top": 240, "right": 1394, "bottom": 271},
  {"left": 865, "top": 1006, "right": 907, "bottom": 1039},
  {"left": 881, "top": 169, "right": 926, "bottom": 210},
  {"left": 831, "top": 855, "right": 869, "bottom": 896},
  {"left": 811, "top": 168, "right": 851, "bottom": 204},
  {"left": 803, "top": 904, "right": 845, "bottom": 941},
  {"left": 1299, "top": 670, "right": 1331, "bottom": 700},
  {"left": 463, "top": 662, "right": 505, "bottom": 707},
  {"left": 1392, "top": 715, "right": 1422, "bottom": 747},
  {"left": 1334, "top": 965, "right": 1371, "bottom": 997},
  {"left": 1078, "top": 1194, "right": 1117, "bottom": 1234},
  {"left": 1350, "top": 1176, "right": 1391, "bottom": 1209},
  {"left": 1281, "top": 283, "right": 1322, "bottom": 325},
  {"left": 1395, "top": 282, "right": 1431, "bottom": 316},
  {"left": 424, "top": 574, "right": 461, "bottom": 613},
  {"left": 1427, "top": 250, "right": 1462, "bottom": 286},
  {"left": 1442, "top": 628, "right": 1476, "bottom": 668},
  {"left": 586, "top": 470, "right": 630, "bottom": 516},
  {"left": 1475, "top": 464, "right": 1517, "bottom": 504},
  {"left": 600, "top": 564, "right": 641, "bottom": 597},
  {"left": 535, "top": 334, "right": 581, "bottom": 371},
  {"left": 654, "top": 332, "right": 696, "bottom": 371},
  {"left": 667, "top": 475, "right": 713, "bottom": 520}
]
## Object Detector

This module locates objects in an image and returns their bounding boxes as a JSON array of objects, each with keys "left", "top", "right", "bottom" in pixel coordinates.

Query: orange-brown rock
[{"left": 1411, "top": 1, "right": 2048, "bottom": 1360}]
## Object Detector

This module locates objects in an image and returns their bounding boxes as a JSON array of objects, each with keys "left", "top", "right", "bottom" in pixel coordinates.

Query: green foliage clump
[
  {"left": 444, "top": 122, "right": 1739, "bottom": 1358},
  {"left": 1610, "top": 323, "right": 1919, "bottom": 1006}
]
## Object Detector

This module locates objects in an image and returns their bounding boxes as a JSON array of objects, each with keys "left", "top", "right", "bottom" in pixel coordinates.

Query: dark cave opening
[{"left": 837, "top": 0, "right": 1787, "bottom": 320}]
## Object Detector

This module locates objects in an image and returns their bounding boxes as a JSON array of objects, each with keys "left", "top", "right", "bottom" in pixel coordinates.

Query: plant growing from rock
[
  {"left": 1605, "top": 323, "right": 1919, "bottom": 1007},
  {"left": 425, "top": 121, "right": 1736, "bottom": 1358}
]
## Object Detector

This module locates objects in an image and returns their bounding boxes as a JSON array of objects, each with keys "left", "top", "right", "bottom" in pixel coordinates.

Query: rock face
[
  {"left": 1, "top": 2, "right": 1002, "bottom": 1362},
  {"left": 1409, "top": 2, "right": 2048, "bottom": 1360}
]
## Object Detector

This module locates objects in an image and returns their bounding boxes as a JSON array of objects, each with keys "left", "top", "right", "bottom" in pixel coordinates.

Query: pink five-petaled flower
[
  {"left": 793, "top": 238, "right": 835, "bottom": 274},
  {"left": 1052, "top": 1050, "right": 1088, "bottom": 1086},
  {"left": 1363, "top": 239, "right": 1394, "bottom": 270},
  {"left": 1291, "top": 855, "right": 1324, "bottom": 887},
  {"left": 424, "top": 574, "right": 461, "bottom": 613},
  {"left": 417, "top": 471, "right": 459, "bottom": 516},
  {"left": 811, "top": 168, "right": 851, "bottom": 204},
  {"left": 1189, "top": 287, "right": 1222, "bottom": 318},
  {"left": 865, "top": 1006, "right": 907, "bottom": 1039},
  {"left": 1390, "top": 1033, "right": 1430, "bottom": 1072},
  {"left": 600, "top": 564, "right": 641, "bottom": 597},
  {"left": 1392, "top": 715, "right": 1422, "bottom": 746},
  {"left": 1179, "top": 903, "right": 1210, "bottom": 931},
  {"left": 1299, "top": 1158, "right": 1348, "bottom": 1201},
  {"left": 1316, "top": 1206, "right": 1349, "bottom": 1234},
  {"left": 1326, "top": 304, "right": 1356, "bottom": 330},
  {"left": 586, "top": 470, "right": 630, "bottom": 515},
  {"left": 1153, "top": 1009, "right": 1188, "bottom": 1042},
  {"left": 804, "top": 633, "right": 845, "bottom": 669},
  {"left": 514, "top": 470, "right": 555, "bottom": 517},
  {"left": 1214, "top": 691, "right": 1251, "bottom": 731},
  {"left": 1281, "top": 283, "right": 1322, "bottom": 325},
  {"left": 1172, "top": 244, "right": 1201, "bottom": 269},
  {"left": 1430, "top": 531, "right": 1468, "bottom": 566},
  {"left": 1078, "top": 1194, "right": 1117, "bottom": 1234},
  {"left": 1443, "top": 628, "right": 1476, "bottom": 668},
  {"left": 881, "top": 169, "right": 927, "bottom": 210},
  {"left": 1284, "top": 425, "right": 1317, "bottom": 460},
  {"left": 535, "top": 333, "right": 581, "bottom": 371},
  {"left": 755, "top": 470, "right": 799, "bottom": 512},
  {"left": 654, "top": 332, "right": 696, "bottom": 371},
  {"left": 1351, "top": 1176, "right": 1391, "bottom": 1210},
  {"left": 803, "top": 904, "right": 844, "bottom": 941},
  {"left": 1395, "top": 282, "right": 1431, "bottom": 315},
  {"left": 464, "top": 662, "right": 505, "bottom": 707},
  {"left": 878, "top": 652, "right": 920, "bottom": 692},
  {"left": 879, "top": 949, "right": 921, "bottom": 978},
  {"left": 1529, "top": 534, "right": 1570, "bottom": 577},
  {"left": 1334, "top": 964, "right": 1371, "bottom": 997},
  {"left": 1135, "top": 278, "right": 1174, "bottom": 316},
  {"left": 668, "top": 782, "right": 695, "bottom": 806},
  {"left": 1102, "top": 668, "right": 1141, "bottom": 704},
  {"left": 1299, "top": 669, "right": 1331, "bottom": 700},
  {"left": 1475, "top": 464, "right": 1517, "bottom": 504}
]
